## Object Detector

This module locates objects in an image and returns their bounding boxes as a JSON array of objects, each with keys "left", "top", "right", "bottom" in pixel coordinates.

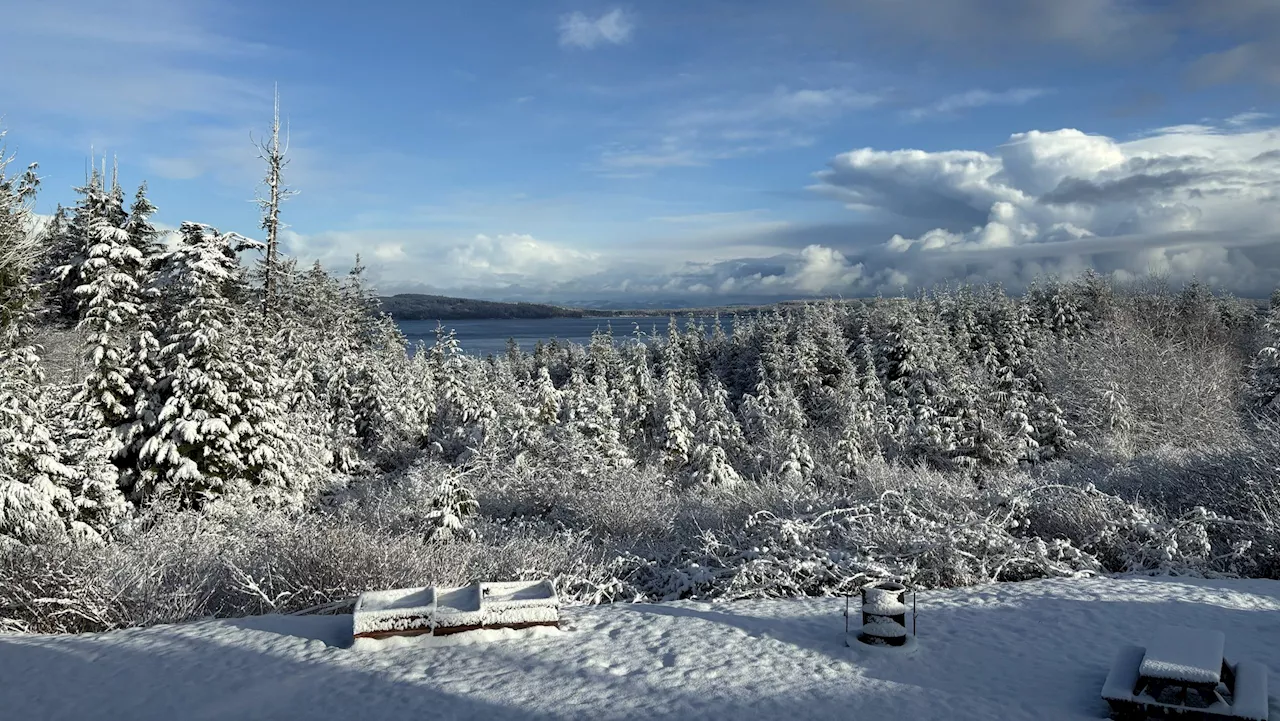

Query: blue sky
[{"left": 6, "top": 0, "right": 1280, "bottom": 305}]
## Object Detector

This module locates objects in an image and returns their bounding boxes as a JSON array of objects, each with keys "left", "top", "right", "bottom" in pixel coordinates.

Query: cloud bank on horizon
[
  {"left": 298, "top": 119, "right": 1280, "bottom": 303},
  {"left": 7, "top": 0, "right": 1280, "bottom": 304}
]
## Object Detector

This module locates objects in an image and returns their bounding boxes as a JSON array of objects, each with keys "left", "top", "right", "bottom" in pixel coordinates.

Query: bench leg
[{"left": 1106, "top": 699, "right": 1145, "bottom": 720}]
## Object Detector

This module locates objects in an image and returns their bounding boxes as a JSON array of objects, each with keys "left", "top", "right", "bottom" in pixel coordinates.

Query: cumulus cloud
[
  {"left": 805, "top": 120, "right": 1280, "bottom": 296},
  {"left": 446, "top": 233, "right": 600, "bottom": 283},
  {"left": 558, "top": 8, "right": 634, "bottom": 49},
  {"left": 280, "top": 228, "right": 603, "bottom": 294}
]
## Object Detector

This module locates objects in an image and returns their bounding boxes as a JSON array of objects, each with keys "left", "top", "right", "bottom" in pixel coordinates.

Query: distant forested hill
[
  {"left": 377, "top": 294, "right": 605, "bottom": 320},
  {"left": 376, "top": 293, "right": 854, "bottom": 320}
]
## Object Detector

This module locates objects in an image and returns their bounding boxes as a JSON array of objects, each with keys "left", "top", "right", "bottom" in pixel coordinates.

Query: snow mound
[{"left": 3, "top": 576, "right": 1277, "bottom": 721}]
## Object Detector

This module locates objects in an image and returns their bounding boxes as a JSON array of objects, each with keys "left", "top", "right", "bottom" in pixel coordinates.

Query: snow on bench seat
[
  {"left": 1139, "top": 625, "right": 1226, "bottom": 684},
  {"left": 1231, "top": 660, "right": 1269, "bottom": 721},
  {"left": 353, "top": 581, "right": 559, "bottom": 639},
  {"left": 1102, "top": 644, "right": 1146, "bottom": 702}
]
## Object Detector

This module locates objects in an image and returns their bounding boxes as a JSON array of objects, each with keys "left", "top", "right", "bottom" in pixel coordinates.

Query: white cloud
[
  {"left": 806, "top": 119, "right": 1280, "bottom": 296},
  {"left": 279, "top": 228, "right": 602, "bottom": 293},
  {"left": 558, "top": 8, "right": 635, "bottom": 49},
  {"left": 1225, "top": 112, "right": 1271, "bottom": 127},
  {"left": 904, "top": 88, "right": 1048, "bottom": 121},
  {"left": 595, "top": 86, "right": 877, "bottom": 174},
  {"left": 650, "top": 210, "right": 768, "bottom": 224},
  {"left": 446, "top": 233, "right": 600, "bottom": 283},
  {"left": 671, "top": 87, "right": 880, "bottom": 128},
  {"left": 5, "top": 0, "right": 269, "bottom": 129}
]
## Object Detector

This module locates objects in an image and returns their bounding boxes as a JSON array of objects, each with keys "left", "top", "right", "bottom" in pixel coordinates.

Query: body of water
[{"left": 396, "top": 315, "right": 737, "bottom": 357}]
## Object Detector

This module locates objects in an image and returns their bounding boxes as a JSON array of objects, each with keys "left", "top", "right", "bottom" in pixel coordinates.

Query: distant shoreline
[
  {"left": 377, "top": 293, "right": 789, "bottom": 321},
  {"left": 379, "top": 292, "right": 1273, "bottom": 322}
]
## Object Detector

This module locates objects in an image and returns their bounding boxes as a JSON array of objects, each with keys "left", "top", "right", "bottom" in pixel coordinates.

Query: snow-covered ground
[{"left": 3, "top": 576, "right": 1277, "bottom": 720}]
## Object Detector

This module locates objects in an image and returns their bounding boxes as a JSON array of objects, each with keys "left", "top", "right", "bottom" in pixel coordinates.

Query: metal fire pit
[{"left": 848, "top": 581, "right": 916, "bottom": 648}]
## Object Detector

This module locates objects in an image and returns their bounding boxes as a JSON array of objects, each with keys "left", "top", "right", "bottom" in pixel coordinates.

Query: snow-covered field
[{"left": 3, "top": 576, "right": 1277, "bottom": 721}]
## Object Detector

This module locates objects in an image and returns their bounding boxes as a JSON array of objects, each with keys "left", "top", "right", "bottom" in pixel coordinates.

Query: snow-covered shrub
[
  {"left": 1041, "top": 287, "right": 1248, "bottom": 454},
  {"left": 617, "top": 463, "right": 1105, "bottom": 602}
]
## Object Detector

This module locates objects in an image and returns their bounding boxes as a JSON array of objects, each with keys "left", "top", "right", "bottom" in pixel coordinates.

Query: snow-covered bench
[
  {"left": 1232, "top": 660, "right": 1269, "bottom": 721},
  {"left": 353, "top": 580, "right": 560, "bottom": 640},
  {"left": 1101, "top": 625, "right": 1270, "bottom": 720}
]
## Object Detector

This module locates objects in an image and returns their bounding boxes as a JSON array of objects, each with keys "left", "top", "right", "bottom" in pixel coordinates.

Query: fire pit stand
[{"left": 845, "top": 581, "right": 917, "bottom": 649}]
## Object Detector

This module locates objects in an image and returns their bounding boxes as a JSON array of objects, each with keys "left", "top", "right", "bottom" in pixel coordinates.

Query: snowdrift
[{"left": 1, "top": 576, "right": 1277, "bottom": 721}]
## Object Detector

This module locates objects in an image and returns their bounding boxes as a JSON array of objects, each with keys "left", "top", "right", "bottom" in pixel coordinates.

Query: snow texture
[
  {"left": 1235, "top": 661, "right": 1271, "bottom": 721},
  {"left": 2, "top": 576, "right": 1277, "bottom": 721},
  {"left": 1139, "top": 625, "right": 1226, "bottom": 684},
  {"left": 353, "top": 580, "right": 559, "bottom": 637},
  {"left": 862, "top": 587, "right": 908, "bottom": 616},
  {"left": 860, "top": 619, "right": 909, "bottom": 638},
  {"left": 1101, "top": 644, "right": 1146, "bottom": 702},
  {"left": 846, "top": 631, "right": 921, "bottom": 655}
]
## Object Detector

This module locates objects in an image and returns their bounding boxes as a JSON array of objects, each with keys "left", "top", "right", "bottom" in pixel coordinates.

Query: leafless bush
[
  {"left": 6, "top": 430, "right": 1280, "bottom": 635},
  {"left": 1043, "top": 303, "right": 1249, "bottom": 454}
]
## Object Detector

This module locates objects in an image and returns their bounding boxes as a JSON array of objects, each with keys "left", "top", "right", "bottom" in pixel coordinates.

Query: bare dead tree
[{"left": 251, "top": 84, "right": 297, "bottom": 316}]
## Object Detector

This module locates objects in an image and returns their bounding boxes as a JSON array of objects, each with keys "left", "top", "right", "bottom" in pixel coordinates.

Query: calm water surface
[{"left": 396, "top": 315, "right": 736, "bottom": 357}]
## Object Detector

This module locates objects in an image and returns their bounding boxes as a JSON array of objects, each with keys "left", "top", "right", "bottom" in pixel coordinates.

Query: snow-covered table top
[{"left": 1138, "top": 625, "right": 1225, "bottom": 685}]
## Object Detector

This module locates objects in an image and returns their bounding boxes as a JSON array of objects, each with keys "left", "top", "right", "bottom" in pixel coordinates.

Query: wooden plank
[{"left": 353, "top": 619, "right": 561, "bottom": 641}]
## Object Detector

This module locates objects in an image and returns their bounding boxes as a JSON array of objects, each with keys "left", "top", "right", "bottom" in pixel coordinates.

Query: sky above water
[{"left": 6, "top": 0, "right": 1280, "bottom": 305}]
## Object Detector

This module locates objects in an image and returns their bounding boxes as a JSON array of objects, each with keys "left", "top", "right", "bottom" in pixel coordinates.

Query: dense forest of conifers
[{"left": 3, "top": 128, "right": 1280, "bottom": 634}]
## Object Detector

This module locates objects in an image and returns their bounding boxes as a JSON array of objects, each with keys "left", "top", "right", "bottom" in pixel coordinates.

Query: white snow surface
[
  {"left": 3, "top": 576, "right": 1278, "bottom": 721},
  {"left": 1138, "top": 625, "right": 1226, "bottom": 684}
]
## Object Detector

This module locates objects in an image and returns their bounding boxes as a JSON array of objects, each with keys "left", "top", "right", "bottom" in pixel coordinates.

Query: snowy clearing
[{"left": 3, "top": 575, "right": 1277, "bottom": 721}]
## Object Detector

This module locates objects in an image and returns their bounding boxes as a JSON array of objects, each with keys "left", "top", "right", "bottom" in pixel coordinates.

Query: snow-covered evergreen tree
[
  {"left": 739, "top": 363, "right": 813, "bottom": 482},
  {"left": 651, "top": 365, "right": 695, "bottom": 474},
  {"left": 688, "top": 375, "right": 744, "bottom": 485},
  {"left": 0, "top": 338, "right": 78, "bottom": 548},
  {"left": 428, "top": 325, "right": 486, "bottom": 459},
  {"left": 74, "top": 186, "right": 145, "bottom": 429},
  {"left": 123, "top": 183, "right": 164, "bottom": 259},
  {"left": 424, "top": 470, "right": 479, "bottom": 542},
  {"left": 0, "top": 144, "right": 83, "bottom": 548},
  {"left": 46, "top": 164, "right": 111, "bottom": 324},
  {"left": 1246, "top": 288, "right": 1280, "bottom": 418},
  {"left": 123, "top": 223, "right": 299, "bottom": 508},
  {"left": 42, "top": 385, "right": 129, "bottom": 542}
]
